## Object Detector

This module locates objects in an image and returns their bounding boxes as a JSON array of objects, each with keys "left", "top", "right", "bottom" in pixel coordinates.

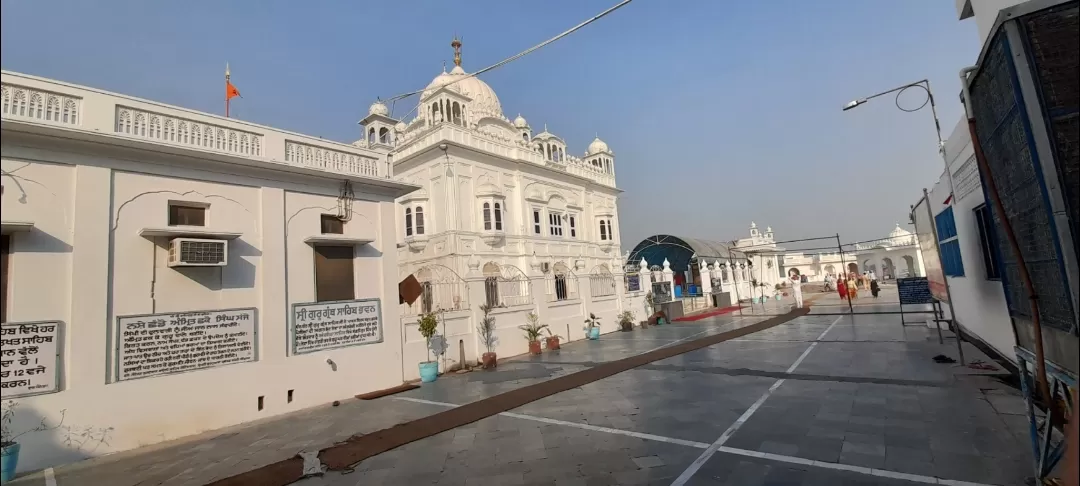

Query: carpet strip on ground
[{"left": 208, "top": 307, "right": 811, "bottom": 486}]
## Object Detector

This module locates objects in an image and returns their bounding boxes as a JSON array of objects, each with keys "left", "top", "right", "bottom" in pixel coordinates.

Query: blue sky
[{"left": 1, "top": 0, "right": 979, "bottom": 248}]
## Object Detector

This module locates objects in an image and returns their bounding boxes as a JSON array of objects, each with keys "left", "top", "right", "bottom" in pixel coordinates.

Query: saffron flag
[{"left": 226, "top": 81, "right": 241, "bottom": 100}]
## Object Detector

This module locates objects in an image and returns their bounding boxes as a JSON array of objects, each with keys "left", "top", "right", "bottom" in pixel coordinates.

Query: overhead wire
[{"left": 384, "top": 0, "right": 634, "bottom": 121}]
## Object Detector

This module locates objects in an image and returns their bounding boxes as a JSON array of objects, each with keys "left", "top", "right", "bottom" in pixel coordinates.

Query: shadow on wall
[
  {"left": 16, "top": 229, "right": 72, "bottom": 254},
  {"left": 3, "top": 401, "right": 114, "bottom": 476}
]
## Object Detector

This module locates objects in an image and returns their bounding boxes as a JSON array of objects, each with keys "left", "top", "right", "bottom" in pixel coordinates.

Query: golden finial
[{"left": 451, "top": 36, "right": 463, "bottom": 67}]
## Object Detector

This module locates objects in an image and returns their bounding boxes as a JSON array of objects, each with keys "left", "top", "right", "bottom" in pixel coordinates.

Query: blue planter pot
[
  {"left": 656, "top": 317, "right": 665, "bottom": 326},
  {"left": 1, "top": 442, "right": 20, "bottom": 484},
  {"left": 418, "top": 361, "right": 439, "bottom": 383},
  {"left": 774, "top": 295, "right": 781, "bottom": 301},
  {"left": 588, "top": 327, "right": 600, "bottom": 340}
]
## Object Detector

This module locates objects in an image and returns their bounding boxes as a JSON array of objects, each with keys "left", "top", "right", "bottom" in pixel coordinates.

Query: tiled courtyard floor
[{"left": 11, "top": 295, "right": 1035, "bottom": 485}]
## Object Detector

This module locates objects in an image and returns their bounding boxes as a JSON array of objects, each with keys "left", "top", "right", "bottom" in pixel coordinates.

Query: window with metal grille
[
  {"left": 548, "top": 212, "right": 563, "bottom": 237},
  {"left": 569, "top": 215, "right": 576, "bottom": 238},
  {"left": 169, "top": 204, "right": 205, "bottom": 226},
  {"left": 405, "top": 208, "right": 412, "bottom": 237},
  {"left": 484, "top": 277, "right": 499, "bottom": 307},
  {"left": 532, "top": 209, "right": 541, "bottom": 234},
  {"left": 314, "top": 245, "right": 354, "bottom": 302},
  {"left": 493, "top": 203, "right": 503, "bottom": 231},
  {"left": 320, "top": 214, "right": 344, "bottom": 234},
  {"left": 415, "top": 207, "right": 425, "bottom": 235},
  {"left": 483, "top": 203, "right": 492, "bottom": 230},
  {"left": 600, "top": 220, "right": 608, "bottom": 241},
  {"left": 178, "top": 240, "right": 225, "bottom": 264},
  {"left": 973, "top": 204, "right": 1001, "bottom": 280}
]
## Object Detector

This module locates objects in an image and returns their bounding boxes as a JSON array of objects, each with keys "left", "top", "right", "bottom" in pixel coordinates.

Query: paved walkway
[{"left": 12, "top": 302, "right": 1032, "bottom": 485}]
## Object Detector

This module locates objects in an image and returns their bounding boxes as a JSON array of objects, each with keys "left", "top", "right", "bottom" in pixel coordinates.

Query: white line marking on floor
[
  {"left": 716, "top": 447, "right": 997, "bottom": 486},
  {"left": 782, "top": 315, "right": 843, "bottom": 374},
  {"left": 816, "top": 315, "right": 844, "bottom": 341},
  {"left": 391, "top": 397, "right": 995, "bottom": 486},
  {"left": 392, "top": 397, "right": 710, "bottom": 448},
  {"left": 498, "top": 412, "right": 711, "bottom": 449},
  {"left": 669, "top": 378, "right": 786, "bottom": 486},
  {"left": 44, "top": 467, "right": 56, "bottom": 486},
  {"left": 786, "top": 344, "right": 818, "bottom": 373}
]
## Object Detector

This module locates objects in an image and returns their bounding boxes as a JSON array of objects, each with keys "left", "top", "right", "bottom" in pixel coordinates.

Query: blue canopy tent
[{"left": 625, "top": 235, "right": 738, "bottom": 274}]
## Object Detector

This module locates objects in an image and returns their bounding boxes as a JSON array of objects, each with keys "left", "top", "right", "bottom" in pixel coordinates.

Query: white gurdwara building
[
  {"left": 362, "top": 40, "right": 632, "bottom": 374},
  {"left": 0, "top": 38, "right": 635, "bottom": 474}
]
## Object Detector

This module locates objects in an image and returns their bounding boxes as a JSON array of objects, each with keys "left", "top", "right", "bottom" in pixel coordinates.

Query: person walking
[
  {"left": 847, "top": 274, "right": 859, "bottom": 299},
  {"left": 788, "top": 269, "right": 804, "bottom": 308},
  {"left": 837, "top": 273, "right": 848, "bottom": 301}
]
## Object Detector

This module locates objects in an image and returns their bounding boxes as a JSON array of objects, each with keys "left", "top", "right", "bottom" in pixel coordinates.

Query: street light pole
[{"left": 843, "top": 79, "right": 956, "bottom": 207}]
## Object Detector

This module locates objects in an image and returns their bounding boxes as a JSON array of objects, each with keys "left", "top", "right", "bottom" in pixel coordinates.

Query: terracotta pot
[
  {"left": 545, "top": 336, "right": 561, "bottom": 351},
  {"left": 481, "top": 352, "right": 497, "bottom": 369},
  {"left": 528, "top": 340, "right": 542, "bottom": 355},
  {"left": 620, "top": 321, "right": 633, "bottom": 331},
  {"left": 639, "top": 320, "right": 649, "bottom": 329}
]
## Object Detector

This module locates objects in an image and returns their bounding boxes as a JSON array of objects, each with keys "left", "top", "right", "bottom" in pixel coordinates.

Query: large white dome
[
  {"left": 421, "top": 65, "right": 503, "bottom": 120},
  {"left": 587, "top": 136, "right": 609, "bottom": 155}
]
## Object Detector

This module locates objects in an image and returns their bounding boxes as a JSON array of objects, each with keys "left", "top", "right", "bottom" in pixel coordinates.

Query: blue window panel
[
  {"left": 935, "top": 206, "right": 958, "bottom": 241},
  {"left": 940, "top": 240, "right": 965, "bottom": 277}
]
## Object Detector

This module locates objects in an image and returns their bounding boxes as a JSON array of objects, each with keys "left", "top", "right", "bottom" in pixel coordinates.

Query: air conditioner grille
[{"left": 179, "top": 240, "right": 225, "bottom": 264}]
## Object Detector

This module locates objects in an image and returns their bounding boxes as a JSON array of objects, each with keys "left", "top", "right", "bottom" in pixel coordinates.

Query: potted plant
[
  {"left": 417, "top": 311, "right": 440, "bottom": 382},
  {"left": 583, "top": 313, "right": 602, "bottom": 340},
  {"left": 618, "top": 310, "right": 635, "bottom": 331},
  {"left": 520, "top": 312, "right": 547, "bottom": 355},
  {"left": 774, "top": 283, "right": 782, "bottom": 301},
  {"left": 2, "top": 401, "right": 68, "bottom": 483},
  {"left": 477, "top": 304, "right": 498, "bottom": 369},
  {"left": 544, "top": 328, "right": 561, "bottom": 351}
]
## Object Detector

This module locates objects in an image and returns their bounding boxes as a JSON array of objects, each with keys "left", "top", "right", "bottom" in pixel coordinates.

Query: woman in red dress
[{"left": 837, "top": 274, "right": 848, "bottom": 300}]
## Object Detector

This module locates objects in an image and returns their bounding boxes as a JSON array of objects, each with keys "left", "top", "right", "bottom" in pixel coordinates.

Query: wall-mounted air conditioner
[{"left": 168, "top": 238, "right": 228, "bottom": 267}]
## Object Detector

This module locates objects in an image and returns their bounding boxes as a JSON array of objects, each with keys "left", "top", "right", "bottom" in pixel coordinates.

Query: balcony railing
[
  {"left": 2, "top": 72, "right": 391, "bottom": 181},
  {"left": 393, "top": 122, "right": 617, "bottom": 188}
]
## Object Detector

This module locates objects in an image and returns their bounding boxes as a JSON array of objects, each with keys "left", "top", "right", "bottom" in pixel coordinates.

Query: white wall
[
  {"left": 1, "top": 134, "right": 407, "bottom": 473},
  {"left": 929, "top": 118, "right": 1016, "bottom": 363}
]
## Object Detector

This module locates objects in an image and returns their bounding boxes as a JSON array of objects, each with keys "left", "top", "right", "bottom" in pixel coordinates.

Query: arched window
[
  {"left": 368, "top": 127, "right": 376, "bottom": 144},
  {"left": 28, "top": 93, "right": 42, "bottom": 119},
  {"left": 522, "top": 132, "right": 529, "bottom": 141},
  {"left": 405, "top": 208, "right": 413, "bottom": 237},
  {"left": 149, "top": 116, "right": 161, "bottom": 139},
  {"left": 493, "top": 202, "right": 502, "bottom": 231},
  {"left": 599, "top": 220, "right": 608, "bottom": 241},
  {"left": 63, "top": 99, "right": 78, "bottom": 124},
  {"left": 452, "top": 102, "right": 462, "bottom": 125},
  {"left": 379, "top": 127, "right": 391, "bottom": 144},
  {"left": 46, "top": 96, "right": 60, "bottom": 121},
  {"left": 482, "top": 202, "right": 492, "bottom": 231},
  {"left": 415, "top": 207, "right": 425, "bottom": 235}
]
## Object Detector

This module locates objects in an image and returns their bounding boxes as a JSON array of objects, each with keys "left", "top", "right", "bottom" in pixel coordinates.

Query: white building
[
  {"left": 367, "top": 40, "right": 633, "bottom": 377},
  {"left": 781, "top": 224, "right": 926, "bottom": 281},
  {"left": 1, "top": 70, "right": 419, "bottom": 472},
  {"left": 915, "top": 0, "right": 1035, "bottom": 366}
]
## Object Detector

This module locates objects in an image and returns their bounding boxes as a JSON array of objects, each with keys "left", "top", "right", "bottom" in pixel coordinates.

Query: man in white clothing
[{"left": 789, "top": 269, "right": 804, "bottom": 308}]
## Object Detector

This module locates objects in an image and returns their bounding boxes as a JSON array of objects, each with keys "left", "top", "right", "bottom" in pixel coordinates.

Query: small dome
[
  {"left": 394, "top": 121, "right": 407, "bottom": 132},
  {"left": 889, "top": 223, "right": 912, "bottom": 238},
  {"left": 368, "top": 100, "right": 389, "bottom": 116},
  {"left": 513, "top": 114, "right": 529, "bottom": 129},
  {"left": 587, "top": 137, "right": 609, "bottom": 155}
]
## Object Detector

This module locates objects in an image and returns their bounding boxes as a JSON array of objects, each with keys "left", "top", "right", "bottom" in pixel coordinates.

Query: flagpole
[{"left": 225, "top": 62, "right": 231, "bottom": 118}]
